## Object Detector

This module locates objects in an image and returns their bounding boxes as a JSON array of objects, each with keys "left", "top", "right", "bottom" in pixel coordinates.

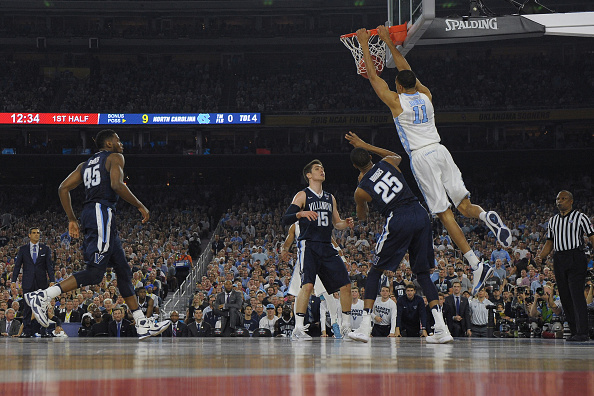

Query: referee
[{"left": 538, "top": 190, "right": 594, "bottom": 342}]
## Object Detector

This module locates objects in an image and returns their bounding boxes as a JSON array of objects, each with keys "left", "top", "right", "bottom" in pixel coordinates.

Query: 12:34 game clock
[{"left": 10, "top": 113, "right": 40, "bottom": 124}]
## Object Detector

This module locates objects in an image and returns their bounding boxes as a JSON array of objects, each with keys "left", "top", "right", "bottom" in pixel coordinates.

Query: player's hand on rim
[
  {"left": 356, "top": 28, "right": 370, "bottom": 44},
  {"left": 377, "top": 25, "right": 390, "bottom": 42}
]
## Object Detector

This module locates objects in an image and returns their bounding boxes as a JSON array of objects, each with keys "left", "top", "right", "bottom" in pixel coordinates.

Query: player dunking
[
  {"left": 25, "top": 129, "right": 171, "bottom": 339},
  {"left": 357, "top": 26, "right": 511, "bottom": 295},
  {"left": 346, "top": 132, "right": 452, "bottom": 344},
  {"left": 281, "top": 222, "right": 343, "bottom": 338},
  {"left": 282, "top": 160, "right": 354, "bottom": 340}
]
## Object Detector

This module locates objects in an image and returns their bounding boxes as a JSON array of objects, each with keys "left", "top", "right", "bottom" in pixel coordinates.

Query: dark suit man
[
  {"left": 11, "top": 227, "right": 55, "bottom": 337},
  {"left": 161, "top": 311, "right": 188, "bottom": 337},
  {"left": 58, "top": 300, "right": 81, "bottom": 323},
  {"left": 187, "top": 308, "right": 212, "bottom": 337},
  {"left": 213, "top": 280, "right": 243, "bottom": 336},
  {"left": 108, "top": 308, "right": 136, "bottom": 337},
  {"left": 443, "top": 281, "right": 471, "bottom": 337},
  {"left": 1, "top": 308, "right": 22, "bottom": 337}
]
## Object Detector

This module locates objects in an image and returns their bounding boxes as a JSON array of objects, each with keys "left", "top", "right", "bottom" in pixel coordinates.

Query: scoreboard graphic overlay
[{"left": 0, "top": 113, "right": 260, "bottom": 125}]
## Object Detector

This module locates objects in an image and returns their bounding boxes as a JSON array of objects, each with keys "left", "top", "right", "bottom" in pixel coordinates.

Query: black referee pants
[{"left": 553, "top": 249, "right": 588, "bottom": 336}]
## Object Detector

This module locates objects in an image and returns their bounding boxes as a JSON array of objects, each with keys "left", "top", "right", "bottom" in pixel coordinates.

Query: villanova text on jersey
[
  {"left": 357, "top": 161, "right": 417, "bottom": 217},
  {"left": 80, "top": 151, "right": 119, "bottom": 209},
  {"left": 298, "top": 187, "right": 334, "bottom": 243}
]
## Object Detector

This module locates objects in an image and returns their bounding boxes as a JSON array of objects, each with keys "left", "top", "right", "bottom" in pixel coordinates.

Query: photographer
[
  {"left": 505, "top": 287, "right": 529, "bottom": 319},
  {"left": 529, "top": 285, "right": 562, "bottom": 323}
]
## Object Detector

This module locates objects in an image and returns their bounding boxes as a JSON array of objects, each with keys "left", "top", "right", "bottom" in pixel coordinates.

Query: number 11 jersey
[
  {"left": 357, "top": 160, "right": 417, "bottom": 217},
  {"left": 80, "top": 150, "right": 119, "bottom": 209},
  {"left": 394, "top": 92, "right": 440, "bottom": 155}
]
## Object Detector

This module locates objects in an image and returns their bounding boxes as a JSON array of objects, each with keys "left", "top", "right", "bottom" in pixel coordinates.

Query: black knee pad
[
  {"left": 364, "top": 267, "right": 383, "bottom": 300},
  {"left": 73, "top": 266, "right": 105, "bottom": 287}
]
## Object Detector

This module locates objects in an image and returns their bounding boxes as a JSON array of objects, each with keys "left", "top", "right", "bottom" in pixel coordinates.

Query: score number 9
[{"left": 142, "top": 114, "right": 148, "bottom": 124}]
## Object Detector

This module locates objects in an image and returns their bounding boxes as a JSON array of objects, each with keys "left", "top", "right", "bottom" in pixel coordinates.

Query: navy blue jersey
[
  {"left": 298, "top": 188, "right": 334, "bottom": 243},
  {"left": 357, "top": 160, "right": 417, "bottom": 217},
  {"left": 80, "top": 151, "right": 118, "bottom": 209}
]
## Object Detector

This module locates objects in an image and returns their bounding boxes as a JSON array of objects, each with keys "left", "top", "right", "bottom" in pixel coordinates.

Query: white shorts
[
  {"left": 409, "top": 143, "right": 469, "bottom": 214},
  {"left": 287, "top": 259, "right": 328, "bottom": 297}
]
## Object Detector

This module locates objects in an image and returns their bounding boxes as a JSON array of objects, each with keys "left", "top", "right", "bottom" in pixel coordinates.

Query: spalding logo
[{"left": 445, "top": 18, "right": 498, "bottom": 31}]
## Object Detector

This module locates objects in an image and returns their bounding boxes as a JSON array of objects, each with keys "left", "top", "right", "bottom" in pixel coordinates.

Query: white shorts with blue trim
[{"left": 409, "top": 143, "right": 469, "bottom": 214}]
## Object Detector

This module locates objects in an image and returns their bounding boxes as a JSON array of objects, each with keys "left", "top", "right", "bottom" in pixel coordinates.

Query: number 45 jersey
[
  {"left": 357, "top": 160, "right": 418, "bottom": 217},
  {"left": 81, "top": 150, "right": 119, "bottom": 209}
]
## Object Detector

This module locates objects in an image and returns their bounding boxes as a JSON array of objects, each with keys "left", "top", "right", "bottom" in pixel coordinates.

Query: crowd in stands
[
  {"left": 1, "top": 45, "right": 594, "bottom": 115},
  {"left": 0, "top": 185, "right": 214, "bottom": 336},
  {"left": 0, "top": 170, "right": 593, "bottom": 338}
]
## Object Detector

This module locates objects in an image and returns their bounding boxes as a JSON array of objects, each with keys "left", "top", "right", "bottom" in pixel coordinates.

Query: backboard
[
  {"left": 386, "top": 0, "right": 435, "bottom": 64},
  {"left": 385, "top": 0, "right": 594, "bottom": 68}
]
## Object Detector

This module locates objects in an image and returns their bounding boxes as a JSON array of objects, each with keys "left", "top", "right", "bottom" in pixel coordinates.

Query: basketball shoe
[
  {"left": 472, "top": 261, "right": 494, "bottom": 296},
  {"left": 331, "top": 322, "right": 343, "bottom": 339},
  {"left": 25, "top": 289, "right": 53, "bottom": 328},
  {"left": 136, "top": 318, "right": 172, "bottom": 340},
  {"left": 291, "top": 324, "right": 312, "bottom": 341},
  {"left": 348, "top": 313, "right": 371, "bottom": 343},
  {"left": 484, "top": 211, "right": 512, "bottom": 247},
  {"left": 426, "top": 324, "right": 454, "bottom": 344}
]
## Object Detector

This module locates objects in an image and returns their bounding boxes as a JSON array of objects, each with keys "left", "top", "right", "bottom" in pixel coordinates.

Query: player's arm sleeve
[{"left": 282, "top": 204, "right": 301, "bottom": 226}]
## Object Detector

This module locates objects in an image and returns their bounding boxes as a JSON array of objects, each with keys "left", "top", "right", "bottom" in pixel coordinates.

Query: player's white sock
[
  {"left": 295, "top": 313, "right": 305, "bottom": 328},
  {"left": 431, "top": 305, "right": 446, "bottom": 328},
  {"left": 479, "top": 211, "right": 487, "bottom": 222},
  {"left": 46, "top": 285, "right": 62, "bottom": 299},
  {"left": 132, "top": 309, "right": 145, "bottom": 323},
  {"left": 464, "top": 251, "right": 480, "bottom": 270},
  {"left": 322, "top": 292, "right": 338, "bottom": 325},
  {"left": 341, "top": 312, "right": 352, "bottom": 329}
]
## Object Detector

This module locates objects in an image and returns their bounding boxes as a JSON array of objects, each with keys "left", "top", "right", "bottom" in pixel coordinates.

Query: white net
[{"left": 340, "top": 33, "right": 386, "bottom": 76}]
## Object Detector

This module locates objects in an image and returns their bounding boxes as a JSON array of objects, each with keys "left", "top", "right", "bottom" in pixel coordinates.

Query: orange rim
[{"left": 340, "top": 23, "right": 407, "bottom": 39}]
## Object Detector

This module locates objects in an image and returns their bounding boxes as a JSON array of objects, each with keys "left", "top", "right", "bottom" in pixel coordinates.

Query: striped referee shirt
[{"left": 546, "top": 210, "right": 594, "bottom": 252}]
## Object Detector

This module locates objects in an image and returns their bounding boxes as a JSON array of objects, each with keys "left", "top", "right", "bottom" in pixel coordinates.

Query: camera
[{"left": 536, "top": 287, "right": 544, "bottom": 296}]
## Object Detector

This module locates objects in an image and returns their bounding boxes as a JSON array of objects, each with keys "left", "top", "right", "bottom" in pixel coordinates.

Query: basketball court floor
[{"left": 2, "top": 337, "right": 593, "bottom": 396}]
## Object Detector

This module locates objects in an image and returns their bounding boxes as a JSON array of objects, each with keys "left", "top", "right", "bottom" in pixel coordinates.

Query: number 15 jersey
[
  {"left": 80, "top": 150, "right": 119, "bottom": 209},
  {"left": 357, "top": 160, "right": 417, "bottom": 217},
  {"left": 298, "top": 187, "right": 334, "bottom": 243}
]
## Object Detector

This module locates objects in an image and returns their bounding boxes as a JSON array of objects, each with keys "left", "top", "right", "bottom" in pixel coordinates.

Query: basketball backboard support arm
[{"left": 386, "top": 0, "right": 435, "bottom": 66}]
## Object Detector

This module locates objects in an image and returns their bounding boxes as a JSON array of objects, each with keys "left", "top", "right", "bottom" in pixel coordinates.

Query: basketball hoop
[{"left": 340, "top": 24, "right": 407, "bottom": 78}]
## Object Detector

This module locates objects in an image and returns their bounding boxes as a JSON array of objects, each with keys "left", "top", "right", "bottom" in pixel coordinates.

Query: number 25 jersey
[
  {"left": 80, "top": 150, "right": 119, "bottom": 209},
  {"left": 357, "top": 160, "right": 417, "bottom": 217},
  {"left": 298, "top": 187, "right": 334, "bottom": 243}
]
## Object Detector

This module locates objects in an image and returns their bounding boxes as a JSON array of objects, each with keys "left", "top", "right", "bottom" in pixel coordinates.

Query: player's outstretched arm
[
  {"left": 331, "top": 195, "right": 354, "bottom": 230},
  {"left": 356, "top": 28, "right": 402, "bottom": 116},
  {"left": 354, "top": 189, "right": 371, "bottom": 222},
  {"left": 345, "top": 131, "right": 401, "bottom": 167},
  {"left": 377, "top": 25, "right": 411, "bottom": 72},
  {"left": 107, "top": 153, "right": 149, "bottom": 223},
  {"left": 58, "top": 162, "right": 84, "bottom": 238},
  {"left": 377, "top": 25, "right": 432, "bottom": 101}
]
